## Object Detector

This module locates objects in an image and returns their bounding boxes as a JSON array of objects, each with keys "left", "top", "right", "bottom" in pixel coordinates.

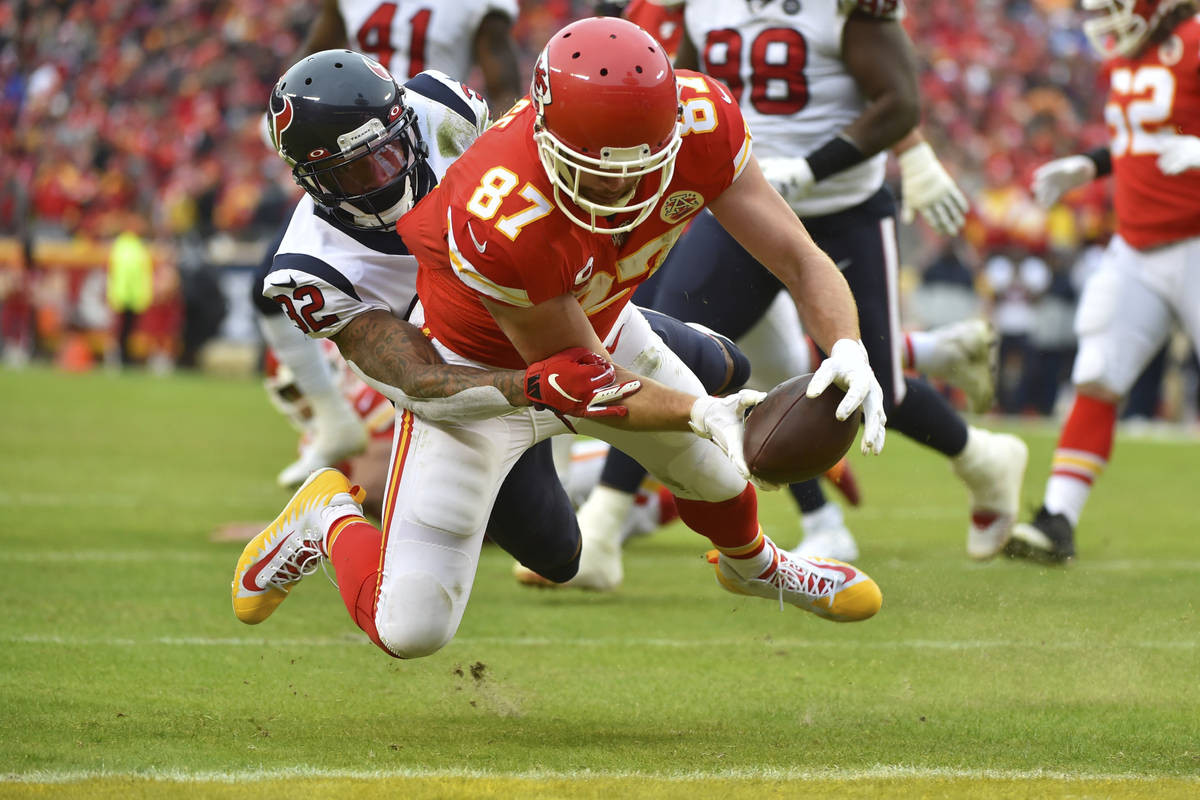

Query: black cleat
[{"left": 1005, "top": 506, "right": 1075, "bottom": 564}]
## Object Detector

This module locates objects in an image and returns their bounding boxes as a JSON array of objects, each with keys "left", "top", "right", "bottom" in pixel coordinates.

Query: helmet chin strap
[{"left": 339, "top": 177, "right": 417, "bottom": 231}]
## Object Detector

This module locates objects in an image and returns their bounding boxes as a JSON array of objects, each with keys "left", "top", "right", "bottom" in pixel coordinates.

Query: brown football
[{"left": 742, "top": 373, "right": 861, "bottom": 485}]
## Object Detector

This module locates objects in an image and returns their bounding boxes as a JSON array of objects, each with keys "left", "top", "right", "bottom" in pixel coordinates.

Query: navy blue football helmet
[{"left": 268, "top": 50, "right": 434, "bottom": 231}]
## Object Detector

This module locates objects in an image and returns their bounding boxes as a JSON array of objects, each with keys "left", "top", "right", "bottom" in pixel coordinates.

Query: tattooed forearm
[{"left": 333, "top": 310, "right": 528, "bottom": 406}]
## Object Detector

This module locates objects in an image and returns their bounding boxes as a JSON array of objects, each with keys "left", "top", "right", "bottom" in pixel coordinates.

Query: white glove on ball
[
  {"left": 807, "top": 339, "right": 887, "bottom": 456},
  {"left": 898, "top": 142, "right": 969, "bottom": 236},
  {"left": 689, "top": 390, "right": 780, "bottom": 491},
  {"left": 1031, "top": 155, "right": 1096, "bottom": 207},
  {"left": 757, "top": 156, "right": 816, "bottom": 204},
  {"left": 1156, "top": 134, "right": 1200, "bottom": 175}
]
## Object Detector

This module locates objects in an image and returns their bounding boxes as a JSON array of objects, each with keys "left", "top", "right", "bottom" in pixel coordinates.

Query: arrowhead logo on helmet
[{"left": 532, "top": 51, "right": 552, "bottom": 107}]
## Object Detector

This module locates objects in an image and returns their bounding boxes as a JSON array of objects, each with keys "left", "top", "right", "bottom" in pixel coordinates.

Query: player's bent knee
[
  {"left": 524, "top": 546, "right": 581, "bottom": 584},
  {"left": 375, "top": 573, "right": 459, "bottom": 659}
]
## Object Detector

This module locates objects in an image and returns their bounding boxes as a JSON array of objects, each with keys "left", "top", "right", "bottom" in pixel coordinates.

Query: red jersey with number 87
[
  {"left": 1105, "top": 17, "right": 1200, "bottom": 249},
  {"left": 398, "top": 71, "right": 753, "bottom": 369}
]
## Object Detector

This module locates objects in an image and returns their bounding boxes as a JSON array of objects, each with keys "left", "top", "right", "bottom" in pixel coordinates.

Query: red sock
[
  {"left": 326, "top": 517, "right": 396, "bottom": 657},
  {"left": 674, "top": 484, "right": 760, "bottom": 549},
  {"left": 1052, "top": 394, "right": 1117, "bottom": 483}
]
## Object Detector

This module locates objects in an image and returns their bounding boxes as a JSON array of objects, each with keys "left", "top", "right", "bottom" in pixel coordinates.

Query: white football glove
[
  {"left": 757, "top": 156, "right": 816, "bottom": 204},
  {"left": 689, "top": 390, "right": 780, "bottom": 491},
  {"left": 807, "top": 338, "right": 887, "bottom": 456},
  {"left": 897, "top": 142, "right": 969, "bottom": 236},
  {"left": 1156, "top": 134, "right": 1200, "bottom": 175},
  {"left": 1030, "top": 155, "right": 1096, "bottom": 207}
]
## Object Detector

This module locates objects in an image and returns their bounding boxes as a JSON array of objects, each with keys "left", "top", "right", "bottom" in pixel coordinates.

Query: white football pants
[{"left": 372, "top": 304, "right": 748, "bottom": 658}]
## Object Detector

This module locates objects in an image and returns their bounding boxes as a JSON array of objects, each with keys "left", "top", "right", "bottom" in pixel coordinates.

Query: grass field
[{"left": 1, "top": 366, "right": 1197, "bottom": 799}]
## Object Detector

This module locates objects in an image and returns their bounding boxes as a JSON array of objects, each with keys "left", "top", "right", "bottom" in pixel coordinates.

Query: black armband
[
  {"left": 805, "top": 134, "right": 867, "bottom": 182},
  {"left": 1085, "top": 146, "right": 1113, "bottom": 177}
]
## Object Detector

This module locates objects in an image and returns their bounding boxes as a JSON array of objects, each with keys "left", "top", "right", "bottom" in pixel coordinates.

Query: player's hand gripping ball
[{"left": 742, "top": 373, "right": 861, "bottom": 485}]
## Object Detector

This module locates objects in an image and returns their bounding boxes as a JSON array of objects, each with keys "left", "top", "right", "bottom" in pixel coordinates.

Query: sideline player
[
  {"left": 651, "top": 0, "right": 1027, "bottom": 562},
  {"left": 234, "top": 17, "right": 890, "bottom": 661},
  {"left": 1008, "top": 0, "right": 1200, "bottom": 563},
  {"left": 256, "top": 0, "right": 523, "bottom": 488}
]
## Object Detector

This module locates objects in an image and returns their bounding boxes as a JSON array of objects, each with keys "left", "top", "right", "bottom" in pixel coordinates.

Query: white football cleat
[
  {"left": 232, "top": 468, "right": 365, "bottom": 624},
  {"left": 951, "top": 427, "right": 1028, "bottom": 560},
  {"left": 276, "top": 412, "right": 368, "bottom": 489},
  {"left": 922, "top": 319, "right": 997, "bottom": 414},
  {"left": 709, "top": 541, "right": 881, "bottom": 622},
  {"left": 789, "top": 502, "right": 859, "bottom": 562}
]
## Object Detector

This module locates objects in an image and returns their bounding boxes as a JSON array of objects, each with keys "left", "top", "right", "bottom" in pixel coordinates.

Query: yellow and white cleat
[
  {"left": 708, "top": 542, "right": 882, "bottom": 622},
  {"left": 231, "top": 468, "right": 365, "bottom": 624}
]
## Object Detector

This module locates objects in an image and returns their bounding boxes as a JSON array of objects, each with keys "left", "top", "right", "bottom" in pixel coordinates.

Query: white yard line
[{"left": 2, "top": 765, "right": 1195, "bottom": 784}]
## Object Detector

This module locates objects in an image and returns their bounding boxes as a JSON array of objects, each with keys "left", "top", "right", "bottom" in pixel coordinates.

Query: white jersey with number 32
[
  {"left": 263, "top": 71, "right": 490, "bottom": 340},
  {"left": 338, "top": 0, "right": 518, "bottom": 81},
  {"left": 683, "top": 0, "right": 898, "bottom": 216}
]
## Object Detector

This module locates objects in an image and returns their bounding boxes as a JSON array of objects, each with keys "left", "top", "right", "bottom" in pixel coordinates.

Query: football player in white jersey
[
  {"left": 305, "top": 0, "right": 521, "bottom": 115},
  {"left": 654, "top": 0, "right": 1028, "bottom": 561},
  {"left": 256, "top": 0, "right": 522, "bottom": 489}
]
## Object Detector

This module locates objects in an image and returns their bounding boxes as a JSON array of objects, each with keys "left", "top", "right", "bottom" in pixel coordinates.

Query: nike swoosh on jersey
[
  {"left": 574, "top": 257, "right": 594, "bottom": 285},
  {"left": 270, "top": 275, "right": 298, "bottom": 289},
  {"left": 466, "top": 222, "right": 488, "bottom": 254},
  {"left": 547, "top": 373, "right": 583, "bottom": 403}
]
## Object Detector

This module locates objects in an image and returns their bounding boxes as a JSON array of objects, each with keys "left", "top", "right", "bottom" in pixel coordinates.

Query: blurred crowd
[{"left": 0, "top": 0, "right": 1195, "bottom": 418}]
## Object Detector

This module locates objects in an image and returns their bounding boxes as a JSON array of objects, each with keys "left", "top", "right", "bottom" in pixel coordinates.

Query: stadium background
[{"left": 0, "top": 0, "right": 1196, "bottom": 421}]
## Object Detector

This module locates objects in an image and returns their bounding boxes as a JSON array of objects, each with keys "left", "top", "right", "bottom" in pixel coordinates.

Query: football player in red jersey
[
  {"left": 568, "top": 1, "right": 985, "bottom": 584},
  {"left": 240, "top": 17, "right": 890, "bottom": 662},
  {"left": 1009, "top": 0, "right": 1200, "bottom": 563}
]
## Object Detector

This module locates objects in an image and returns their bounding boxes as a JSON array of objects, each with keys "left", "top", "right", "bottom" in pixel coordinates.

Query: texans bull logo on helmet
[{"left": 270, "top": 93, "right": 294, "bottom": 158}]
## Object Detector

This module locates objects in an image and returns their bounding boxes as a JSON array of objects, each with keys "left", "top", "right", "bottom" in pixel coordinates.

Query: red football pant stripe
[{"left": 327, "top": 408, "right": 418, "bottom": 659}]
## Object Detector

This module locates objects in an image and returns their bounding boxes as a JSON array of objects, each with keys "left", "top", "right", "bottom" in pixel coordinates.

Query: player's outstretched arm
[
  {"left": 332, "top": 309, "right": 530, "bottom": 419},
  {"left": 482, "top": 294, "right": 700, "bottom": 431},
  {"left": 708, "top": 156, "right": 887, "bottom": 454}
]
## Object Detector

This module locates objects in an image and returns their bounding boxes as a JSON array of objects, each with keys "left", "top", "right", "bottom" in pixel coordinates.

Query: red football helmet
[
  {"left": 1082, "top": 0, "right": 1191, "bottom": 58},
  {"left": 530, "top": 17, "right": 682, "bottom": 233}
]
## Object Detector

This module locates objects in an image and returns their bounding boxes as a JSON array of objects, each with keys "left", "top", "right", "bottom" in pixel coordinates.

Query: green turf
[{"left": 1, "top": 366, "right": 1197, "bottom": 798}]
